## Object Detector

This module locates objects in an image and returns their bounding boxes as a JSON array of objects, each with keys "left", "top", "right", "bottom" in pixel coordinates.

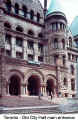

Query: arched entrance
[
  {"left": 46, "top": 79, "right": 55, "bottom": 96},
  {"left": 27, "top": 75, "right": 40, "bottom": 96},
  {"left": 9, "top": 75, "right": 21, "bottom": 96}
]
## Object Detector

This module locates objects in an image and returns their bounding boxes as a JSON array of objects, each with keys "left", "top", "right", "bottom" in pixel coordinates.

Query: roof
[
  {"left": 47, "top": 0, "right": 64, "bottom": 15},
  {"left": 70, "top": 16, "right": 78, "bottom": 37},
  {"left": 11, "top": 0, "right": 44, "bottom": 18}
]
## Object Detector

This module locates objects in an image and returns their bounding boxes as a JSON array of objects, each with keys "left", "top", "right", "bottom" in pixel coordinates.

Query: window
[
  {"left": 5, "top": 34, "right": 11, "bottom": 44},
  {"left": 38, "top": 33, "right": 43, "bottom": 38},
  {"left": 4, "top": 22, "right": 11, "bottom": 29},
  {"left": 54, "top": 55, "right": 58, "bottom": 64},
  {"left": 52, "top": 23, "right": 56, "bottom": 31},
  {"left": 16, "top": 37, "right": 23, "bottom": 47},
  {"left": 22, "top": 5, "right": 27, "bottom": 17},
  {"left": 30, "top": 10, "right": 34, "bottom": 20},
  {"left": 38, "top": 56, "right": 43, "bottom": 62},
  {"left": 65, "top": 93, "right": 68, "bottom": 97},
  {"left": 69, "top": 37, "right": 72, "bottom": 47},
  {"left": 37, "top": 13, "right": 40, "bottom": 22},
  {"left": 56, "top": 22, "right": 58, "bottom": 31},
  {"left": 71, "top": 79, "right": 75, "bottom": 91},
  {"left": 62, "top": 39, "right": 65, "bottom": 49},
  {"left": 5, "top": 0, "right": 11, "bottom": 13},
  {"left": 68, "top": 53, "right": 71, "bottom": 60},
  {"left": 16, "top": 26, "right": 23, "bottom": 32},
  {"left": 54, "top": 38, "right": 58, "bottom": 49},
  {"left": 15, "top": 3, "right": 19, "bottom": 14},
  {"left": 70, "top": 65, "right": 74, "bottom": 75},
  {"left": 64, "top": 78, "right": 67, "bottom": 86},
  {"left": 28, "top": 30, "right": 34, "bottom": 36},
  {"left": 16, "top": 52, "right": 23, "bottom": 59},
  {"left": 28, "top": 54, "right": 34, "bottom": 61},
  {"left": 72, "top": 54, "right": 74, "bottom": 61},
  {"left": 27, "top": 41, "right": 33, "bottom": 50},
  {"left": 6, "top": 50, "right": 11, "bottom": 57},
  {"left": 63, "top": 56, "right": 66, "bottom": 66},
  {"left": 38, "top": 43, "right": 43, "bottom": 52}
]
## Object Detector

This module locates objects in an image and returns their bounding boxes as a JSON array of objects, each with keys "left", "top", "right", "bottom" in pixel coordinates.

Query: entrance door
[
  {"left": 9, "top": 75, "right": 20, "bottom": 96},
  {"left": 28, "top": 75, "right": 40, "bottom": 96}
]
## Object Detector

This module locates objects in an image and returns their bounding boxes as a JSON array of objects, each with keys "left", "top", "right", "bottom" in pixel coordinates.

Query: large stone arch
[
  {"left": 24, "top": 69, "right": 44, "bottom": 96},
  {"left": 45, "top": 74, "right": 57, "bottom": 96},
  {"left": 24, "top": 69, "right": 44, "bottom": 84},
  {"left": 45, "top": 74, "right": 57, "bottom": 86},
  {"left": 7, "top": 69, "right": 24, "bottom": 84},
  {"left": 6, "top": 70, "right": 24, "bottom": 96}
]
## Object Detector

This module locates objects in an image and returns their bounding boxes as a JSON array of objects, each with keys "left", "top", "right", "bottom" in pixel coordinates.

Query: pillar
[
  {"left": 25, "top": 85, "right": 28, "bottom": 95},
  {"left": 34, "top": 42, "right": 38, "bottom": 62},
  {"left": 23, "top": 39, "right": 27, "bottom": 60},
  {"left": 11, "top": 36, "right": 16, "bottom": 58}
]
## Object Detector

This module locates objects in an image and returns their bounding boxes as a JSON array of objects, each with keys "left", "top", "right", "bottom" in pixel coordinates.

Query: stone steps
[{"left": 0, "top": 96, "right": 56, "bottom": 108}]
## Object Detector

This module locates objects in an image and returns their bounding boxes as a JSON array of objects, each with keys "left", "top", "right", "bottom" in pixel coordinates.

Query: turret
[{"left": 45, "top": 0, "right": 67, "bottom": 67}]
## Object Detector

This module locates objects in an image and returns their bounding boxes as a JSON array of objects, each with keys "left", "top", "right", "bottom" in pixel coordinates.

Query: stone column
[
  {"left": 25, "top": 85, "right": 28, "bottom": 95},
  {"left": 11, "top": 36, "right": 16, "bottom": 58},
  {"left": 21, "top": 85, "right": 26, "bottom": 96},
  {"left": 23, "top": 39, "right": 27, "bottom": 60},
  {"left": 41, "top": 86, "right": 43, "bottom": 94},
  {"left": 34, "top": 42, "right": 38, "bottom": 62}
]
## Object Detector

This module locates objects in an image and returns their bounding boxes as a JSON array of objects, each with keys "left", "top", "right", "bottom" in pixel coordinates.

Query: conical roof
[
  {"left": 70, "top": 16, "right": 78, "bottom": 37},
  {"left": 47, "top": 0, "right": 64, "bottom": 15}
]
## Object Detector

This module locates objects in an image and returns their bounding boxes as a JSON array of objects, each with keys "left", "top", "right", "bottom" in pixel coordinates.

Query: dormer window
[
  {"left": 16, "top": 26, "right": 23, "bottom": 32},
  {"left": 4, "top": 22, "right": 11, "bottom": 29},
  {"left": 15, "top": 3, "right": 19, "bottom": 14},
  {"left": 6, "top": 0, "right": 11, "bottom": 13},
  {"left": 30, "top": 10, "right": 34, "bottom": 20},
  {"left": 28, "top": 30, "right": 34, "bottom": 36},
  {"left": 37, "top": 13, "right": 40, "bottom": 22},
  {"left": 22, "top": 5, "right": 27, "bottom": 17}
]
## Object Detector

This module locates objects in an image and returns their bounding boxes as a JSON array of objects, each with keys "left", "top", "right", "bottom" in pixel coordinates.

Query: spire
[{"left": 47, "top": 0, "right": 64, "bottom": 15}]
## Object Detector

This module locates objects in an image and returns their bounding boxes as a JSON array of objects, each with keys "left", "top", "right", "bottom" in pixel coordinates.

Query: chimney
[{"left": 44, "top": 0, "right": 47, "bottom": 19}]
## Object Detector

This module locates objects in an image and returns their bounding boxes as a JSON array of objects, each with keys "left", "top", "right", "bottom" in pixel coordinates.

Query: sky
[{"left": 39, "top": 0, "right": 78, "bottom": 25}]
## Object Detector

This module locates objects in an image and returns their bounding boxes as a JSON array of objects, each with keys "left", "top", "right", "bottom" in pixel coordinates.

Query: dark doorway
[
  {"left": 46, "top": 79, "right": 54, "bottom": 96},
  {"left": 27, "top": 75, "right": 40, "bottom": 96},
  {"left": 9, "top": 75, "right": 20, "bottom": 96}
]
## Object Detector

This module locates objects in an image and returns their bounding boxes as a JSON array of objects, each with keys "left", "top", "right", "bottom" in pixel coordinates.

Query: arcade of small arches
[{"left": 6, "top": 71, "right": 57, "bottom": 97}]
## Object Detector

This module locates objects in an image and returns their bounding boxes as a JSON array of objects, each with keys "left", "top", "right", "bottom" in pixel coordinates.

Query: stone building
[{"left": 0, "top": 0, "right": 78, "bottom": 100}]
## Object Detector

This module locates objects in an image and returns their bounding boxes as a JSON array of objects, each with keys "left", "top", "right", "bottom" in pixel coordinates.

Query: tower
[
  {"left": 0, "top": 0, "right": 6, "bottom": 96},
  {"left": 45, "top": 0, "right": 68, "bottom": 96}
]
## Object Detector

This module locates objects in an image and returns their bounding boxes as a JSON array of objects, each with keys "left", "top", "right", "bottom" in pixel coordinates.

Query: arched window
[
  {"left": 70, "top": 65, "right": 74, "bottom": 75},
  {"left": 64, "top": 78, "right": 67, "bottom": 86},
  {"left": 71, "top": 79, "right": 75, "bottom": 91},
  {"left": 62, "top": 39, "right": 65, "bottom": 49},
  {"left": 69, "top": 37, "right": 72, "bottom": 47},
  {"left": 16, "top": 26, "right": 23, "bottom": 32},
  {"left": 28, "top": 30, "right": 34, "bottom": 36},
  {"left": 37, "top": 13, "right": 40, "bottom": 22},
  {"left": 15, "top": 3, "right": 19, "bottom": 14},
  {"left": 54, "top": 38, "right": 58, "bottom": 49},
  {"left": 4, "top": 22, "right": 11, "bottom": 29},
  {"left": 38, "top": 33, "right": 43, "bottom": 38},
  {"left": 30, "top": 10, "right": 34, "bottom": 20},
  {"left": 22, "top": 5, "right": 27, "bottom": 17},
  {"left": 5, "top": 0, "right": 11, "bottom": 13},
  {"left": 63, "top": 55, "right": 66, "bottom": 66}
]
